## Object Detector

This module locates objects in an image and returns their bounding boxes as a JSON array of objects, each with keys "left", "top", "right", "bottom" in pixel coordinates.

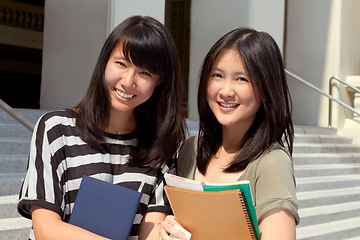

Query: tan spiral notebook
[{"left": 164, "top": 173, "right": 260, "bottom": 240}]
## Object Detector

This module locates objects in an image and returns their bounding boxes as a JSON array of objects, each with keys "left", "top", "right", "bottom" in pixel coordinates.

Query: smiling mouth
[
  {"left": 115, "top": 89, "right": 135, "bottom": 99},
  {"left": 219, "top": 102, "right": 238, "bottom": 108}
]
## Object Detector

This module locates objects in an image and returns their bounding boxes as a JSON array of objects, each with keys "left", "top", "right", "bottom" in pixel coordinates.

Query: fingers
[{"left": 160, "top": 215, "right": 187, "bottom": 240}]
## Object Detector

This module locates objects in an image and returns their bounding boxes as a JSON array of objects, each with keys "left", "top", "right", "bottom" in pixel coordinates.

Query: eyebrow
[
  {"left": 212, "top": 67, "right": 247, "bottom": 76},
  {"left": 112, "top": 55, "right": 126, "bottom": 60}
]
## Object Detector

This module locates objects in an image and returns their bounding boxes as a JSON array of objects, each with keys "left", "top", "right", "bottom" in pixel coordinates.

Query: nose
[
  {"left": 219, "top": 80, "right": 235, "bottom": 99},
  {"left": 121, "top": 69, "right": 136, "bottom": 88}
]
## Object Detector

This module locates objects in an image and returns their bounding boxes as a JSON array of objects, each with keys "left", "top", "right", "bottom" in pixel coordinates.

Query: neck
[
  {"left": 221, "top": 118, "right": 255, "bottom": 151},
  {"left": 105, "top": 110, "right": 136, "bottom": 135},
  {"left": 221, "top": 126, "right": 246, "bottom": 153}
]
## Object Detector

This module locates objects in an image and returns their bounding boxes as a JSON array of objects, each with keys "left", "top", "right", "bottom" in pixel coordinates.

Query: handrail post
[{"left": 329, "top": 78, "right": 333, "bottom": 128}]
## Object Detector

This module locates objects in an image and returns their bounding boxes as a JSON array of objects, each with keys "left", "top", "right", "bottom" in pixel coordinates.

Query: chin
[{"left": 218, "top": 120, "right": 235, "bottom": 127}]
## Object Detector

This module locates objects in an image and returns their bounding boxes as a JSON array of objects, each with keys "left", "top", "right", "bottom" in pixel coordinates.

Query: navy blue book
[{"left": 69, "top": 175, "right": 143, "bottom": 240}]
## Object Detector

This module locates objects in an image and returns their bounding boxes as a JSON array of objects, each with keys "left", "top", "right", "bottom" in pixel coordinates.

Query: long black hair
[
  {"left": 75, "top": 15, "right": 186, "bottom": 166},
  {"left": 197, "top": 28, "right": 293, "bottom": 174}
]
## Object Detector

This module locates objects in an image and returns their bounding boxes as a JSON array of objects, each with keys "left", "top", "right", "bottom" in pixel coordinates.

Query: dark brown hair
[
  {"left": 197, "top": 28, "right": 293, "bottom": 174},
  {"left": 75, "top": 15, "right": 186, "bottom": 166}
]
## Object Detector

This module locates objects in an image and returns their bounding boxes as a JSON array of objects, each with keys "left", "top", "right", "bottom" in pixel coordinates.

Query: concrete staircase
[
  {"left": 1, "top": 110, "right": 360, "bottom": 239},
  {"left": 0, "top": 108, "right": 48, "bottom": 239},
  {"left": 294, "top": 126, "right": 360, "bottom": 239}
]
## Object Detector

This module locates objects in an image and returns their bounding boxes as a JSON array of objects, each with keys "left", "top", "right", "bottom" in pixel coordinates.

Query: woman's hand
[
  {"left": 31, "top": 206, "right": 109, "bottom": 240},
  {"left": 159, "top": 215, "right": 188, "bottom": 240}
]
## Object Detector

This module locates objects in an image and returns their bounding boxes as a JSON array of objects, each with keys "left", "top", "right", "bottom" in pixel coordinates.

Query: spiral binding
[{"left": 238, "top": 190, "right": 260, "bottom": 240}]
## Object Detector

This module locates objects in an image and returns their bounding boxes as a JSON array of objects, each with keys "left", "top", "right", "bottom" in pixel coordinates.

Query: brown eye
[
  {"left": 140, "top": 71, "right": 151, "bottom": 77},
  {"left": 116, "top": 61, "right": 126, "bottom": 67},
  {"left": 211, "top": 73, "right": 222, "bottom": 78},
  {"left": 237, "top": 77, "right": 248, "bottom": 82}
]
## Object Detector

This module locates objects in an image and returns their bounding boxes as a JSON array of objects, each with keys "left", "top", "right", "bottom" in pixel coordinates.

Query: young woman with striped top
[{"left": 18, "top": 15, "right": 186, "bottom": 240}]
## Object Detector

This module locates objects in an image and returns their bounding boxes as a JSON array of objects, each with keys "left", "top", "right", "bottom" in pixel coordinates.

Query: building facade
[{"left": 1, "top": 0, "right": 360, "bottom": 129}]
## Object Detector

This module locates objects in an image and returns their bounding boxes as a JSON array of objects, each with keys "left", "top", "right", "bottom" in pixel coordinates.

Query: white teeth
[
  {"left": 116, "top": 89, "right": 134, "bottom": 99},
  {"left": 220, "top": 103, "right": 237, "bottom": 108}
]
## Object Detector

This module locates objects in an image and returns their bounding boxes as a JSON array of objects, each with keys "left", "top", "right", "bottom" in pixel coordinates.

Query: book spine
[{"left": 238, "top": 191, "right": 260, "bottom": 240}]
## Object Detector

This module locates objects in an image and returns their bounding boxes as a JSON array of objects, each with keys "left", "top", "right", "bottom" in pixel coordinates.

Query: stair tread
[
  {"left": 294, "top": 142, "right": 360, "bottom": 146},
  {"left": 0, "top": 194, "right": 18, "bottom": 205},
  {"left": 297, "top": 186, "right": 360, "bottom": 200},
  {"left": 0, "top": 217, "right": 31, "bottom": 231},
  {"left": 0, "top": 137, "right": 30, "bottom": 141},
  {"left": 297, "top": 174, "right": 360, "bottom": 184},
  {"left": 295, "top": 163, "right": 360, "bottom": 170},
  {"left": 294, "top": 152, "right": 360, "bottom": 156},
  {"left": 0, "top": 154, "right": 28, "bottom": 158},
  {"left": 299, "top": 201, "right": 360, "bottom": 218},
  {"left": 0, "top": 172, "right": 25, "bottom": 180},
  {"left": 296, "top": 216, "right": 360, "bottom": 239}
]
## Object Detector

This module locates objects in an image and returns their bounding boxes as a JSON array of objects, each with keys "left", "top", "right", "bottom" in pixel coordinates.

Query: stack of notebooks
[{"left": 164, "top": 173, "right": 260, "bottom": 240}]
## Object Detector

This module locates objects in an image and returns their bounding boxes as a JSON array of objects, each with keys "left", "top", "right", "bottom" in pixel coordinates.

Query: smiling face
[
  {"left": 206, "top": 49, "right": 262, "bottom": 131},
  {"left": 104, "top": 46, "right": 160, "bottom": 117}
]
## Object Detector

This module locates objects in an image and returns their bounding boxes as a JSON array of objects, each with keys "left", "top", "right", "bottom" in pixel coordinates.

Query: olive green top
[{"left": 177, "top": 135, "right": 300, "bottom": 224}]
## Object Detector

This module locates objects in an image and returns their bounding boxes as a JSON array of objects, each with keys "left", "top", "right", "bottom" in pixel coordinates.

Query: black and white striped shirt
[{"left": 18, "top": 109, "right": 175, "bottom": 239}]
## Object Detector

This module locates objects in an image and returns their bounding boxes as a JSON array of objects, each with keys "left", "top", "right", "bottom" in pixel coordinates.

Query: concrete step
[
  {"left": 297, "top": 186, "right": 360, "bottom": 208},
  {"left": 294, "top": 134, "right": 353, "bottom": 144},
  {"left": 293, "top": 143, "right": 360, "bottom": 154},
  {"left": 294, "top": 125, "right": 338, "bottom": 135},
  {"left": 0, "top": 195, "right": 21, "bottom": 218},
  {"left": 0, "top": 155, "right": 28, "bottom": 174},
  {"left": 0, "top": 195, "right": 31, "bottom": 239},
  {"left": 0, "top": 108, "right": 48, "bottom": 124},
  {"left": 294, "top": 163, "right": 360, "bottom": 178},
  {"left": 0, "top": 227, "right": 31, "bottom": 240},
  {"left": 0, "top": 138, "right": 31, "bottom": 156},
  {"left": 0, "top": 173, "right": 25, "bottom": 196},
  {"left": 297, "top": 216, "right": 360, "bottom": 240},
  {"left": 296, "top": 174, "right": 360, "bottom": 192},
  {"left": 297, "top": 202, "right": 360, "bottom": 239},
  {"left": 293, "top": 153, "right": 360, "bottom": 165},
  {"left": 0, "top": 123, "right": 33, "bottom": 138},
  {"left": 298, "top": 201, "right": 360, "bottom": 227}
]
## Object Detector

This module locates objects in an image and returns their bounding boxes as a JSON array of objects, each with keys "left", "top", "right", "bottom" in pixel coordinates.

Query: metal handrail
[
  {"left": 285, "top": 70, "right": 360, "bottom": 128},
  {"left": 0, "top": 98, "right": 34, "bottom": 131}
]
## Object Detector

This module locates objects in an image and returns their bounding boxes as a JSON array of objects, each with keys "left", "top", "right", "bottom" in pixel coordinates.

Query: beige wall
[
  {"left": 338, "top": 0, "right": 360, "bottom": 127},
  {"left": 285, "top": 0, "right": 332, "bottom": 127},
  {"left": 108, "top": 0, "right": 165, "bottom": 33},
  {"left": 40, "top": 0, "right": 108, "bottom": 110}
]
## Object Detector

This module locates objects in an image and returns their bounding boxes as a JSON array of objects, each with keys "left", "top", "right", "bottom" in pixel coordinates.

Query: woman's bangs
[{"left": 121, "top": 30, "right": 164, "bottom": 77}]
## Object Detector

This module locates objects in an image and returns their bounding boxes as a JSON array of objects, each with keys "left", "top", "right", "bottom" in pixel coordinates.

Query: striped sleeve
[
  {"left": 146, "top": 157, "right": 176, "bottom": 214},
  {"left": 18, "top": 111, "right": 67, "bottom": 219}
]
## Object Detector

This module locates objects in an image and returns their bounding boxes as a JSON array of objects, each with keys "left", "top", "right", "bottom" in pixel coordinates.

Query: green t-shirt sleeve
[{"left": 254, "top": 148, "right": 300, "bottom": 225}]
